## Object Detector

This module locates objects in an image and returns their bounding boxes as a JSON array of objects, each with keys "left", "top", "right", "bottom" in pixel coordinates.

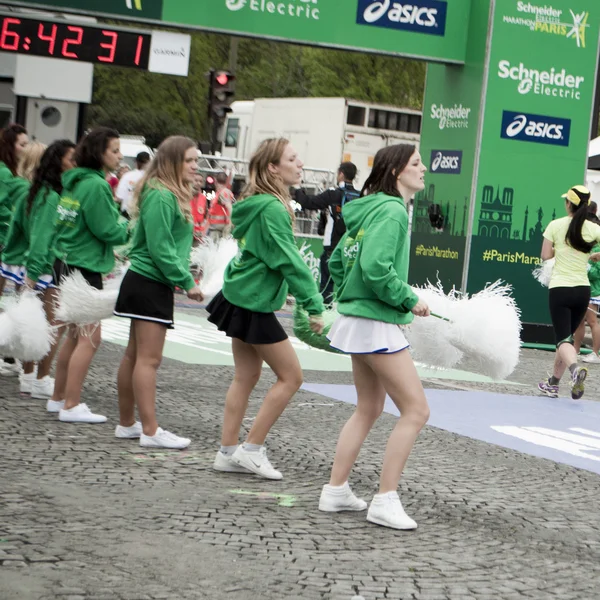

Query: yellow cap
[{"left": 561, "top": 185, "right": 591, "bottom": 206}]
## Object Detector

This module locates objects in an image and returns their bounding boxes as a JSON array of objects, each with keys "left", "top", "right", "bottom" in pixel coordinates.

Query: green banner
[
  {"left": 409, "top": 0, "right": 491, "bottom": 290},
  {"left": 12, "top": 0, "right": 164, "bottom": 19},
  {"left": 467, "top": 0, "right": 600, "bottom": 324},
  {"left": 9, "top": 0, "right": 472, "bottom": 64}
]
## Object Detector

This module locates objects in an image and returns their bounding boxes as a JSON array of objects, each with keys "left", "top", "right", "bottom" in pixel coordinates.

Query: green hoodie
[
  {"left": 1, "top": 177, "right": 30, "bottom": 266},
  {"left": 53, "top": 168, "right": 128, "bottom": 274},
  {"left": 588, "top": 243, "right": 600, "bottom": 298},
  {"left": 26, "top": 185, "right": 62, "bottom": 281},
  {"left": 128, "top": 185, "right": 196, "bottom": 291},
  {"left": 222, "top": 194, "right": 324, "bottom": 316},
  {"left": 0, "top": 161, "right": 21, "bottom": 247},
  {"left": 329, "top": 192, "right": 418, "bottom": 325}
]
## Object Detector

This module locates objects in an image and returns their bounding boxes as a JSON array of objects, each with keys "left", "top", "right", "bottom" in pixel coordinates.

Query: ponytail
[{"left": 566, "top": 201, "right": 594, "bottom": 253}]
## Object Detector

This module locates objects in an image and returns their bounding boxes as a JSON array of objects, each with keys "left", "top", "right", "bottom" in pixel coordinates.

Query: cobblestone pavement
[{"left": 1, "top": 311, "right": 600, "bottom": 600}]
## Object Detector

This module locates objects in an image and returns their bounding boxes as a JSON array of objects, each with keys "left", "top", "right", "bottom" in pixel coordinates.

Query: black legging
[{"left": 549, "top": 286, "right": 590, "bottom": 346}]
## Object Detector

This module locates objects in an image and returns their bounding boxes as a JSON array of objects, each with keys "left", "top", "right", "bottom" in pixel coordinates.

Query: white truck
[{"left": 220, "top": 97, "right": 422, "bottom": 186}]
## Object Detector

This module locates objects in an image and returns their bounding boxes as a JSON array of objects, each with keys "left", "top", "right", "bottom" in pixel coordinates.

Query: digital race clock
[{"left": 0, "top": 13, "right": 151, "bottom": 69}]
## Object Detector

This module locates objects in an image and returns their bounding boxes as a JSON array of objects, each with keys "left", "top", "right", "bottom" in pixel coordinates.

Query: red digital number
[
  {"left": 38, "top": 22, "right": 58, "bottom": 55},
  {"left": 98, "top": 30, "right": 118, "bottom": 63},
  {"left": 0, "top": 17, "right": 21, "bottom": 51},
  {"left": 61, "top": 25, "right": 83, "bottom": 59},
  {"left": 134, "top": 35, "right": 144, "bottom": 66}
]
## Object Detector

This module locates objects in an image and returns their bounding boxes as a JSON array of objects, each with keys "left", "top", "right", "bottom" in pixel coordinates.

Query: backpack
[{"left": 331, "top": 187, "right": 360, "bottom": 247}]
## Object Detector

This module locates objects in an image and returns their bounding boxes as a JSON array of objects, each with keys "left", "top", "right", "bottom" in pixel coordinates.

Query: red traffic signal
[{"left": 216, "top": 72, "right": 230, "bottom": 86}]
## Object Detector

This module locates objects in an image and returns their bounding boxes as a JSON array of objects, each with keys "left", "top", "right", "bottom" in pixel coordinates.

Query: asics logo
[
  {"left": 501, "top": 110, "right": 571, "bottom": 147},
  {"left": 430, "top": 150, "right": 462, "bottom": 174},
  {"left": 357, "top": 0, "right": 447, "bottom": 36}
]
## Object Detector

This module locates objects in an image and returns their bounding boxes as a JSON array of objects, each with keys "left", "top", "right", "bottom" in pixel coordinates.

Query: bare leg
[
  {"left": 329, "top": 355, "right": 386, "bottom": 486},
  {"left": 586, "top": 307, "right": 600, "bottom": 355},
  {"left": 220, "top": 338, "right": 262, "bottom": 446},
  {"left": 130, "top": 320, "right": 167, "bottom": 436},
  {"left": 555, "top": 343, "right": 577, "bottom": 381},
  {"left": 51, "top": 326, "right": 78, "bottom": 401},
  {"left": 117, "top": 323, "right": 137, "bottom": 427},
  {"left": 244, "top": 339, "right": 303, "bottom": 445},
  {"left": 362, "top": 350, "right": 430, "bottom": 494},
  {"left": 37, "top": 288, "right": 65, "bottom": 379},
  {"left": 62, "top": 324, "right": 102, "bottom": 410},
  {"left": 573, "top": 317, "right": 586, "bottom": 354}
]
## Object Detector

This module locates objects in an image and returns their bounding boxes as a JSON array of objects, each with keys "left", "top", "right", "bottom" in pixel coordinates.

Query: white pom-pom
[
  {"left": 532, "top": 259, "right": 554, "bottom": 287},
  {"left": 0, "top": 293, "right": 53, "bottom": 361},
  {"left": 406, "top": 282, "right": 463, "bottom": 370},
  {"left": 192, "top": 237, "right": 239, "bottom": 300},
  {"left": 449, "top": 281, "right": 522, "bottom": 380},
  {"left": 55, "top": 271, "right": 119, "bottom": 326}
]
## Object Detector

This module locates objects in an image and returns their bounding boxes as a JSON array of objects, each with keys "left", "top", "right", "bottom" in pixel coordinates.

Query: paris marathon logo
[{"left": 503, "top": 2, "right": 590, "bottom": 48}]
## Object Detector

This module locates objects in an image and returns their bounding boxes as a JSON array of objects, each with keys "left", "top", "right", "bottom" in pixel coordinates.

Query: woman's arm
[{"left": 541, "top": 238, "right": 555, "bottom": 261}]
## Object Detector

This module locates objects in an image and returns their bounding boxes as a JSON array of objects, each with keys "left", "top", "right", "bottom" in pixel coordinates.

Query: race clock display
[{"left": 0, "top": 13, "right": 151, "bottom": 69}]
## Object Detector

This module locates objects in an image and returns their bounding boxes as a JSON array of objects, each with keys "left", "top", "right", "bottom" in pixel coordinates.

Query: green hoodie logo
[
  {"left": 343, "top": 229, "right": 364, "bottom": 267},
  {"left": 57, "top": 197, "right": 80, "bottom": 227}
]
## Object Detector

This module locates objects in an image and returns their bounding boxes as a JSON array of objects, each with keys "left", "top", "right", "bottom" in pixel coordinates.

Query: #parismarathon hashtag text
[{"left": 482, "top": 249, "right": 541, "bottom": 265}]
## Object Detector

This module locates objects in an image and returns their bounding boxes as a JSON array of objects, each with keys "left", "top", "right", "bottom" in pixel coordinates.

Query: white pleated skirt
[
  {"left": 0, "top": 263, "right": 25, "bottom": 285},
  {"left": 327, "top": 315, "right": 410, "bottom": 355}
]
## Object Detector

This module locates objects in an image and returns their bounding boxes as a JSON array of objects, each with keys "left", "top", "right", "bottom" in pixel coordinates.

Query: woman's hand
[
  {"left": 186, "top": 286, "right": 204, "bottom": 302},
  {"left": 309, "top": 315, "right": 325, "bottom": 334},
  {"left": 411, "top": 299, "right": 430, "bottom": 317}
]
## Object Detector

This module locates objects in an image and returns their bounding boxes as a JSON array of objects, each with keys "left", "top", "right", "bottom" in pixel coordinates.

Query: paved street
[{"left": 1, "top": 307, "right": 600, "bottom": 600}]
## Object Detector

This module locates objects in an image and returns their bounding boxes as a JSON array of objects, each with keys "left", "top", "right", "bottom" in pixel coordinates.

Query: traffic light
[{"left": 207, "top": 69, "right": 235, "bottom": 122}]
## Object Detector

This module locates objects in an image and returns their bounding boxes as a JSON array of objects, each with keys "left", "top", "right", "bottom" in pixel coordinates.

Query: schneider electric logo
[
  {"left": 225, "top": 0, "right": 320, "bottom": 20},
  {"left": 430, "top": 150, "right": 462, "bottom": 174},
  {"left": 356, "top": 0, "right": 447, "bottom": 36},
  {"left": 498, "top": 60, "right": 585, "bottom": 101},
  {"left": 503, "top": 2, "right": 590, "bottom": 48},
  {"left": 501, "top": 110, "right": 571, "bottom": 147},
  {"left": 430, "top": 103, "right": 471, "bottom": 130}
]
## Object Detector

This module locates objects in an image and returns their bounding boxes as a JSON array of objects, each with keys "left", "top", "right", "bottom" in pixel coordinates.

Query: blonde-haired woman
[
  {"left": 114, "top": 136, "right": 203, "bottom": 449},
  {"left": 0, "top": 141, "right": 46, "bottom": 386},
  {"left": 1, "top": 141, "right": 46, "bottom": 287},
  {"left": 207, "top": 138, "right": 324, "bottom": 480}
]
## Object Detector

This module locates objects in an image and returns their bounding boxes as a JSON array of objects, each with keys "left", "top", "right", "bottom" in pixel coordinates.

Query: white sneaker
[
  {"left": 46, "top": 399, "right": 65, "bottom": 413},
  {"left": 58, "top": 403, "right": 107, "bottom": 424},
  {"left": 582, "top": 352, "right": 600, "bottom": 364},
  {"left": 367, "top": 491, "right": 418, "bottom": 530},
  {"left": 31, "top": 376, "right": 55, "bottom": 399},
  {"left": 115, "top": 421, "right": 143, "bottom": 439},
  {"left": 19, "top": 372, "right": 36, "bottom": 394},
  {"left": 319, "top": 482, "right": 368, "bottom": 512},
  {"left": 0, "top": 360, "right": 22, "bottom": 377},
  {"left": 140, "top": 427, "right": 190, "bottom": 449},
  {"left": 231, "top": 446, "right": 282, "bottom": 480},
  {"left": 213, "top": 450, "right": 252, "bottom": 473}
]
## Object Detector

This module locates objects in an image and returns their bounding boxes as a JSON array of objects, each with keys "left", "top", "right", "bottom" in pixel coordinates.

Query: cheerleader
[
  {"left": 0, "top": 123, "right": 28, "bottom": 377},
  {"left": 51, "top": 127, "right": 129, "bottom": 424},
  {"left": 114, "top": 136, "right": 203, "bottom": 449},
  {"left": 0, "top": 141, "right": 47, "bottom": 389},
  {"left": 208, "top": 138, "right": 324, "bottom": 480},
  {"left": 21, "top": 140, "right": 77, "bottom": 403},
  {"left": 319, "top": 144, "right": 430, "bottom": 530}
]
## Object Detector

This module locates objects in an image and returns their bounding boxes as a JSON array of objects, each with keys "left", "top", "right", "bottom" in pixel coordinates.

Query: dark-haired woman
[
  {"left": 50, "top": 127, "right": 129, "bottom": 424},
  {"left": 0, "top": 123, "right": 28, "bottom": 377},
  {"left": 319, "top": 144, "right": 430, "bottom": 531},
  {"left": 538, "top": 185, "right": 600, "bottom": 400},
  {"left": 18, "top": 140, "right": 76, "bottom": 403}
]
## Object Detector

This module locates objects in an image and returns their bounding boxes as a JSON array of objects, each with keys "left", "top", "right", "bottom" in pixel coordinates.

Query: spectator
[
  {"left": 190, "top": 172, "right": 209, "bottom": 242},
  {"left": 294, "top": 162, "right": 359, "bottom": 305},
  {"left": 116, "top": 152, "right": 150, "bottom": 218},
  {"left": 208, "top": 172, "right": 234, "bottom": 241}
]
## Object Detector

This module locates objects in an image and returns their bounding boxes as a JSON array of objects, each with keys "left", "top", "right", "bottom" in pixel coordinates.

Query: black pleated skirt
[{"left": 206, "top": 291, "right": 287, "bottom": 345}]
